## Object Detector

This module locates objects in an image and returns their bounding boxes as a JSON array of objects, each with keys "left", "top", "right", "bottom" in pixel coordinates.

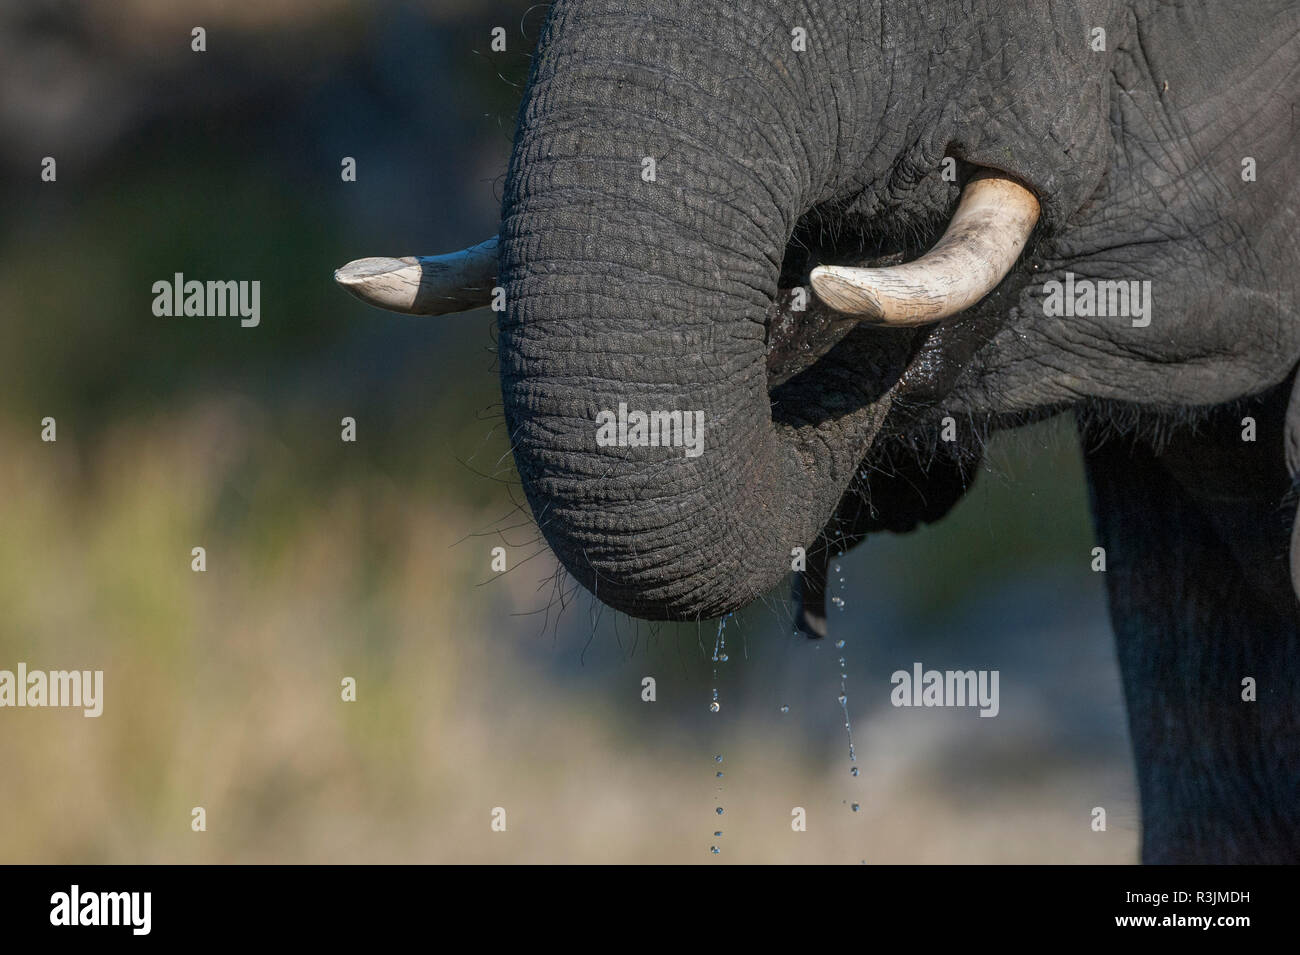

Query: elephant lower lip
[
  {"left": 766, "top": 293, "right": 918, "bottom": 396},
  {"left": 770, "top": 317, "right": 915, "bottom": 442},
  {"left": 766, "top": 242, "right": 912, "bottom": 388}
]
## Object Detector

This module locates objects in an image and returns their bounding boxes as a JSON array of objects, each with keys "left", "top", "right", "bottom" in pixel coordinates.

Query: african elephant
[{"left": 336, "top": 0, "right": 1300, "bottom": 863}]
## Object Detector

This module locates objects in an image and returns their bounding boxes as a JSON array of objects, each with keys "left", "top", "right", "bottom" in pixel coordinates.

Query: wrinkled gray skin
[{"left": 493, "top": 0, "right": 1300, "bottom": 862}]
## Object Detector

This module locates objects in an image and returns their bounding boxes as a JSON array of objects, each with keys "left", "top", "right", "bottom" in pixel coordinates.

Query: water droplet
[
  {"left": 835, "top": 639, "right": 845, "bottom": 649},
  {"left": 714, "top": 831, "right": 722, "bottom": 837},
  {"left": 719, "top": 653, "right": 728, "bottom": 662},
  {"left": 851, "top": 802, "right": 861, "bottom": 812},
  {"left": 709, "top": 701, "right": 720, "bottom": 713},
  {"left": 716, "top": 771, "right": 723, "bottom": 778},
  {"left": 833, "top": 564, "right": 841, "bottom": 573},
  {"left": 714, "top": 755, "right": 723, "bottom": 763},
  {"left": 838, "top": 694, "right": 847, "bottom": 706},
  {"left": 779, "top": 704, "right": 789, "bottom": 714},
  {"left": 710, "top": 846, "right": 720, "bottom": 854},
  {"left": 715, "top": 807, "right": 724, "bottom": 815}
]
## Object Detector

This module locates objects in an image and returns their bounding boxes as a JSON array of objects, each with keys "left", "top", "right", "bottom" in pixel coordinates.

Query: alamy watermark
[
  {"left": 1041, "top": 272, "right": 1152, "bottom": 327},
  {"left": 890, "top": 662, "right": 999, "bottom": 717},
  {"left": 595, "top": 402, "right": 705, "bottom": 458},
  {"left": 0, "top": 663, "right": 103, "bottom": 717},
  {"left": 152, "top": 273, "right": 260, "bottom": 327},
  {"left": 50, "top": 885, "right": 150, "bottom": 935}
]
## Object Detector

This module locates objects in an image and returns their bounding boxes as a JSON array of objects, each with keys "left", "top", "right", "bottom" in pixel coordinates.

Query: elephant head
[{"left": 336, "top": 0, "right": 1299, "bottom": 628}]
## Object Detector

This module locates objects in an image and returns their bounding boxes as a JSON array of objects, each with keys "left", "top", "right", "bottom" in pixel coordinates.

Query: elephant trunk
[{"left": 498, "top": 0, "right": 897, "bottom": 619}]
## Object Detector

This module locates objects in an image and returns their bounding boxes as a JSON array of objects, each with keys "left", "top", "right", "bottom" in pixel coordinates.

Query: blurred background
[{"left": 0, "top": 0, "right": 1136, "bottom": 863}]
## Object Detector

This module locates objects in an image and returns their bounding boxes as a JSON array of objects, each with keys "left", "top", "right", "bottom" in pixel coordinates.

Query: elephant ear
[
  {"left": 1284, "top": 369, "right": 1300, "bottom": 604},
  {"left": 793, "top": 445, "right": 982, "bottom": 637}
]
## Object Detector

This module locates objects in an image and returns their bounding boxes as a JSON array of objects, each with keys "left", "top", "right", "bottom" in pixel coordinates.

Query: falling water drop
[
  {"left": 779, "top": 704, "right": 789, "bottom": 714},
  {"left": 712, "top": 615, "right": 729, "bottom": 663},
  {"left": 708, "top": 619, "right": 733, "bottom": 854},
  {"left": 851, "top": 802, "right": 861, "bottom": 813},
  {"left": 829, "top": 573, "right": 860, "bottom": 814}
]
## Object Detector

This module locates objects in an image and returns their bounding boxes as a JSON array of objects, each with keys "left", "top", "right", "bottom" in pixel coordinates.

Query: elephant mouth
[
  {"left": 764, "top": 169, "right": 1042, "bottom": 396},
  {"left": 765, "top": 244, "right": 911, "bottom": 391}
]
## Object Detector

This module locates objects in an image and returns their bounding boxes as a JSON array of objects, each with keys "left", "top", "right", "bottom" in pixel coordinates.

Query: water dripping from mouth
[
  {"left": 709, "top": 616, "right": 732, "bottom": 856},
  {"left": 831, "top": 558, "right": 860, "bottom": 784},
  {"left": 710, "top": 614, "right": 730, "bottom": 714}
]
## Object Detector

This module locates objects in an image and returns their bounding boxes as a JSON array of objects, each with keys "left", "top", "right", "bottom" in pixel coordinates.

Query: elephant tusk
[
  {"left": 809, "top": 171, "right": 1040, "bottom": 325},
  {"left": 334, "top": 237, "right": 499, "bottom": 315}
]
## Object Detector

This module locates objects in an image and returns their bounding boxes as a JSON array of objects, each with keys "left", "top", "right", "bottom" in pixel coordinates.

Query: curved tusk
[
  {"left": 334, "top": 237, "right": 498, "bottom": 315},
  {"left": 809, "top": 171, "right": 1040, "bottom": 326}
]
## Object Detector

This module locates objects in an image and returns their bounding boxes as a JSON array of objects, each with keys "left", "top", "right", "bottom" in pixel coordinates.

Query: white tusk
[
  {"left": 809, "top": 171, "right": 1040, "bottom": 326},
  {"left": 334, "top": 237, "right": 498, "bottom": 315}
]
